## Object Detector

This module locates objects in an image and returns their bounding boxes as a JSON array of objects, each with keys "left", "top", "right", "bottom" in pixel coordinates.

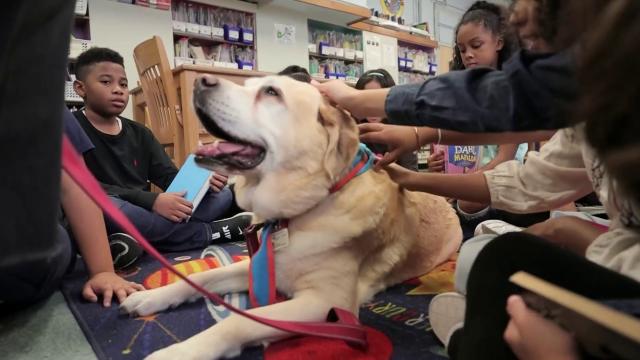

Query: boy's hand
[
  {"left": 209, "top": 173, "right": 228, "bottom": 193},
  {"left": 153, "top": 191, "right": 193, "bottom": 222},
  {"left": 83, "top": 272, "right": 145, "bottom": 307},
  {"left": 428, "top": 151, "right": 445, "bottom": 173},
  {"left": 359, "top": 123, "right": 417, "bottom": 170},
  {"left": 504, "top": 295, "right": 579, "bottom": 360}
]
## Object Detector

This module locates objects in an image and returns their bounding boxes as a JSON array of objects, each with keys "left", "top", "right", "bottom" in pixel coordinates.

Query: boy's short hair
[{"left": 75, "top": 47, "right": 125, "bottom": 81}]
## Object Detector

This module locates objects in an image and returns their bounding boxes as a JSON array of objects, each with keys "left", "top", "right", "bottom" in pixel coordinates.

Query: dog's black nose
[{"left": 198, "top": 74, "right": 218, "bottom": 88}]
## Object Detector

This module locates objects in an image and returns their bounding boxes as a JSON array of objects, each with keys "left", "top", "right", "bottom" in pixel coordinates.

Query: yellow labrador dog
[{"left": 121, "top": 75, "right": 462, "bottom": 360}]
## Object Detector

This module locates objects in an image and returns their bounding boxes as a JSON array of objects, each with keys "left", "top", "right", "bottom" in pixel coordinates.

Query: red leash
[{"left": 60, "top": 136, "right": 367, "bottom": 346}]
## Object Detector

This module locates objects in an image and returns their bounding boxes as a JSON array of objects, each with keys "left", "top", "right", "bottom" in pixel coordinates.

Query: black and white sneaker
[
  {"left": 209, "top": 212, "right": 254, "bottom": 243},
  {"left": 109, "top": 233, "right": 143, "bottom": 270}
]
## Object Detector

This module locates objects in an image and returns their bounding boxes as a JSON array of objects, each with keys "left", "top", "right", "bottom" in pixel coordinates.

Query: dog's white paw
[{"left": 120, "top": 288, "right": 175, "bottom": 316}]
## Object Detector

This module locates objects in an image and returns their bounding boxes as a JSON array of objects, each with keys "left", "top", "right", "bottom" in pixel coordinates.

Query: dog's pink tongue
[{"left": 196, "top": 141, "right": 261, "bottom": 157}]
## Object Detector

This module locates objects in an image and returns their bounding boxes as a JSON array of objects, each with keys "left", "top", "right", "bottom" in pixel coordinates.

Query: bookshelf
[
  {"left": 307, "top": 19, "right": 363, "bottom": 83},
  {"left": 397, "top": 40, "right": 437, "bottom": 85},
  {"left": 171, "top": 0, "right": 257, "bottom": 71},
  {"left": 66, "top": 0, "right": 91, "bottom": 108}
]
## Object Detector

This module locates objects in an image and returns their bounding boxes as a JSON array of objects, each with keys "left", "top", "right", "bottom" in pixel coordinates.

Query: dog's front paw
[{"left": 120, "top": 288, "right": 174, "bottom": 316}]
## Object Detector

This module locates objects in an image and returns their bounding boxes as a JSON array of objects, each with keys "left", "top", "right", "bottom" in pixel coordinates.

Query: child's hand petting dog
[
  {"left": 153, "top": 192, "right": 193, "bottom": 222},
  {"left": 359, "top": 123, "right": 417, "bottom": 170},
  {"left": 383, "top": 163, "right": 416, "bottom": 189},
  {"left": 83, "top": 272, "right": 145, "bottom": 307},
  {"left": 209, "top": 172, "right": 228, "bottom": 193}
]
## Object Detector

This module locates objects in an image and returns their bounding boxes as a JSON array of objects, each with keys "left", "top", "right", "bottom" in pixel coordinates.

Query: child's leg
[
  {"left": 190, "top": 186, "right": 234, "bottom": 222},
  {"left": 449, "top": 232, "right": 640, "bottom": 360},
  {"left": 105, "top": 197, "right": 211, "bottom": 252},
  {"left": 454, "top": 234, "right": 498, "bottom": 295}
]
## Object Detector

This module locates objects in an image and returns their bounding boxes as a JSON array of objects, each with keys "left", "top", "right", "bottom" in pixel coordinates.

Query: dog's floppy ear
[{"left": 318, "top": 100, "right": 359, "bottom": 181}]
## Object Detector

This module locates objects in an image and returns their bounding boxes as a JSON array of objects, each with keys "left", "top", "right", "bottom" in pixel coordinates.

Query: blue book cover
[{"left": 166, "top": 154, "right": 213, "bottom": 213}]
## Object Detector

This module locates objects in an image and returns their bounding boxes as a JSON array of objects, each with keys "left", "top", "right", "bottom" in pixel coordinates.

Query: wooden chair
[{"left": 133, "top": 36, "right": 185, "bottom": 166}]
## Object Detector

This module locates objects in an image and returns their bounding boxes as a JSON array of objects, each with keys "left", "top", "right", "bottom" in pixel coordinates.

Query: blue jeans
[{"left": 105, "top": 187, "right": 233, "bottom": 252}]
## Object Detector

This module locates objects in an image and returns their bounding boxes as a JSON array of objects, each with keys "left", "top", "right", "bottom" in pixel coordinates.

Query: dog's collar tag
[{"left": 272, "top": 227, "right": 290, "bottom": 251}]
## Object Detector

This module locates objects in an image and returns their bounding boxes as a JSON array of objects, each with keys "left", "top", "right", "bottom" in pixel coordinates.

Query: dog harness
[
  {"left": 247, "top": 143, "right": 375, "bottom": 307},
  {"left": 61, "top": 136, "right": 370, "bottom": 347}
]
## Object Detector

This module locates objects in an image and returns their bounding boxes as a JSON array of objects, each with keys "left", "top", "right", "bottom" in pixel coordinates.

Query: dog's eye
[{"left": 263, "top": 86, "right": 280, "bottom": 97}]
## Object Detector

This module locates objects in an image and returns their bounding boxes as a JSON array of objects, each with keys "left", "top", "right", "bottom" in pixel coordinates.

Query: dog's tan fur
[{"left": 121, "top": 76, "right": 461, "bottom": 360}]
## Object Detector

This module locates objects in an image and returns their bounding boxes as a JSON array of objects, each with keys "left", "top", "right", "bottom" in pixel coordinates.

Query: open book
[
  {"left": 166, "top": 154, "right": 213, "bottom": 219},
  {"left": 510, "top": 271, "right": 640, "bottom": 359}
]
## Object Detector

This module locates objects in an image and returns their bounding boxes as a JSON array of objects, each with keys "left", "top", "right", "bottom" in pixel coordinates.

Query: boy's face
[{"left": 74, "top": 61, "right": 129, "bottom": 117}]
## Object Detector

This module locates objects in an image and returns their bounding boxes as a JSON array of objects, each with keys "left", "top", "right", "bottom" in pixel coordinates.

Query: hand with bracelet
[
  {"left": 359, "top": 122, "right": 553, "bottom": 170},
  {"left": 359, "top": 123, "right": 438, "bottom": 170}
]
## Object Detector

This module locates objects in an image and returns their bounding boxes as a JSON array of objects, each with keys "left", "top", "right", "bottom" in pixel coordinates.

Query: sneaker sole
[
  {"left": 109, "top": 233, "right": 143, "bottom": 270},
  {"left": 428, "top": 292, "right": 466, "bottom": 346},
  {"left": 210, "top": 212, "right": 254, "bottom": 243}
]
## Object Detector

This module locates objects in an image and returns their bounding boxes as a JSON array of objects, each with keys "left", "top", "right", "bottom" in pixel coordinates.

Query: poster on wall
[
  {"left": 275, "top": 23, "right": 296, "bottom": 45},
  {"left": 380, "top": 0, "right": 404, "bottom": 16}
]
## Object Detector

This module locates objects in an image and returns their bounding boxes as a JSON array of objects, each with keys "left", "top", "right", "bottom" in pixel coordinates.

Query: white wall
[
  {"left": 89, "top": 0, "right": 173, "bottom": 117},
  {"left": 255, "top": 2, "right": 310, "bottom": 73}
]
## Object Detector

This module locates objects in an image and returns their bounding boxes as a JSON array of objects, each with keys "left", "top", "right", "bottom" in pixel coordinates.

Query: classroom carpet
[{"left": 61, "top": 241, "right": 457, "bottom": 360}]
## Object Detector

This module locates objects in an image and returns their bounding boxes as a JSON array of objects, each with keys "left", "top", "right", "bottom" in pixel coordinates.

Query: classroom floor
[{"left": 0, "top": 291, "right": 96, "bottom": 360}]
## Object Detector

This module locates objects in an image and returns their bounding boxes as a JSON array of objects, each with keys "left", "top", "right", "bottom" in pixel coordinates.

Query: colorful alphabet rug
[{"left": 61, "top": 242, "right": 457, "bottom": 359}]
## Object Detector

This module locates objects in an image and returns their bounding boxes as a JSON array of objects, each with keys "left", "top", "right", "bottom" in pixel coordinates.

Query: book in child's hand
[
  {"left": 431, "top": 144, "right": 482, "bottom": 174},
  {"left": 166, "top": 154, "right": 213, "bottom": 219},
  {"left": 510, "top": 271, "right": 640, "bottom": 360}
]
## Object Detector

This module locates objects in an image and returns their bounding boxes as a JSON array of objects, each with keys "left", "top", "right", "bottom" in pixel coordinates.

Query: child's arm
[
  {"left": 315, "top": 50, "right": 576, "bottom": 132},
  {"left": 61, "top": 171, "right": 144, "bottom": 306},
  {"left": 385, "top": 129, "right": 593, "bottom": 213},
  {"left": 359, "top": 123, "right": 553, "bottom": 169},
  {"left": 385, "top": 164, "right": 491, "bottom": 204}
]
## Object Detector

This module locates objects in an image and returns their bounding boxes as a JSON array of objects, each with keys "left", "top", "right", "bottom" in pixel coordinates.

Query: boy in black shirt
[{"left": 72, "top": 48, "right": 250, "bottom": 252}]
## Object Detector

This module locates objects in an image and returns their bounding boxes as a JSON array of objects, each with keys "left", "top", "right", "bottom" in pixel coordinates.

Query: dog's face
[{"left": 193, "top": 75, "right": 359, "bottom": 217}]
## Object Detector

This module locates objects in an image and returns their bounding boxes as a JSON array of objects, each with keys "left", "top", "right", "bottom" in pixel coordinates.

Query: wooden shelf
[
  {"left": 295, "top": 0, "right": 370, "bottom": 18},
  {"left": 399, "top": 68, "right": 431, "bottom": 75},
  {"left": 309, "top": 52, "right": 363, "bottom": 63},
  {"left": 74, "top": 14, "right": 90, "bottom": 21},
  {"left": 173, "top": 31, "right": 253, "bottom": 47},
  {"left": 349, "top": 19, "right": 438, "bottom": 49}
]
